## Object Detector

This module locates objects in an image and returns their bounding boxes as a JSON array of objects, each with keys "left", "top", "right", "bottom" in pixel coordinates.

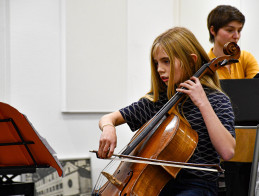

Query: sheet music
[{"left": 23, "top": 114, "right": 64, "bottom": 176}]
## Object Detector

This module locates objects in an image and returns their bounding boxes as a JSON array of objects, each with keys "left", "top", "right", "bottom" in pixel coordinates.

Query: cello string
[
  {"left": 93, "top": 146, "right": 128, "bottom": 191},
  {"left": 94, "top": 159, "right": 117, "bottom": 193},
  {"left": 94, "top": 172, "right": 103, "bottom": 193}
]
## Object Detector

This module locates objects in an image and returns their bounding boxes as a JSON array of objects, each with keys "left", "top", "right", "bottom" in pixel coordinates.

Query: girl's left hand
[{"left": 176, "top": 76, "right": 208, "bottom": 108}]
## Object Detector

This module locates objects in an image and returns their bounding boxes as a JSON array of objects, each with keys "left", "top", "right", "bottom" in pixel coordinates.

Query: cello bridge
[{"left": 101, "top": 171, "right": 122, "bottom": 187}]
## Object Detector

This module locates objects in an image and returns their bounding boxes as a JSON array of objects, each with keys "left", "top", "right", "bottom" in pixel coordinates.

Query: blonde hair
[{"left": 145, "top": 27, "right": 221, "bottom": 102}]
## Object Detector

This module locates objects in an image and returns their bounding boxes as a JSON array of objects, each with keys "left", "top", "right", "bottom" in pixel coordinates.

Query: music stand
[
  {"left": 0, "top": 102, "right": 63, "bottom": 195},
  {"left": 220, "top": 79, "right": 259, "bottom": 196}
]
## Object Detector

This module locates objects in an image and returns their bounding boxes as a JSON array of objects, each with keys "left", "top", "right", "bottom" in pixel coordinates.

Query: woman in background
[{"left": 207, "top": 5, "right": 259, "bottom": 79}]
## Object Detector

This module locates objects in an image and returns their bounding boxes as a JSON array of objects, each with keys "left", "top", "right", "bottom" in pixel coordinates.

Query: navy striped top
[{"left": 119, "top": 86, "right": 235, "bottom": 181}]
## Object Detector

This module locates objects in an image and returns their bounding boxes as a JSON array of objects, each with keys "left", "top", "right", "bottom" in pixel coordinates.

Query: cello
[{"left": 91, "top": 42, "right": 240, "bottom": 196}]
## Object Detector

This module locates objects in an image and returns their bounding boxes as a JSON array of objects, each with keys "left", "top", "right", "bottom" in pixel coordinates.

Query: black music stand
[
  {"left": 0, "top": 102, "right": 63, "bottom": 196},
  {"left": 220, "top": 78, "right": 259, "bottom": 196}
]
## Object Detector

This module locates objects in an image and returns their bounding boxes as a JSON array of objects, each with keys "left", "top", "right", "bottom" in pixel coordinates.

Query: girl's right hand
[{"left": 98, "top": 125, "right": 117, "bottom": 159}]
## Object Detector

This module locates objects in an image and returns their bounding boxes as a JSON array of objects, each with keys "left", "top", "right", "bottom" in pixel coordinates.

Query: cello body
[{"left": 93, "top": 112, "right": 198, "bottom": 196}]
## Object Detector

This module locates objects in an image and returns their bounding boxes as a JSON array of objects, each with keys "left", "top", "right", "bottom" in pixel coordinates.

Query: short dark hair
[{"left": 207, "top": 5, "right": 245, "bottom": 43}]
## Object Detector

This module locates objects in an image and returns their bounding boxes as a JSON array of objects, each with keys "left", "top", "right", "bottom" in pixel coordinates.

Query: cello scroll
[{"left": 207, "top": 42, "right": 240, "bottom": 74}]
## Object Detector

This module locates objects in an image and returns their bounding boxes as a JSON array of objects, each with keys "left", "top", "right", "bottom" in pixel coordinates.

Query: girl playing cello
[{"left": 97, "top": 27, "right": 236, "bottom": 196}]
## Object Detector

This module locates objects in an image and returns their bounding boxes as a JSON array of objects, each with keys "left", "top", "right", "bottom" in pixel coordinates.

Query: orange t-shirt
[{"left": 208, "top": 48, "right": 259, "bottom": 79}]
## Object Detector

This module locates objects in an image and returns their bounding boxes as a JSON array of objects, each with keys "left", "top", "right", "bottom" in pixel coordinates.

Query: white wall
[
  {"left": 1, "top": 0, "right": 259, "bottom": 191},
  {"left": 64, "top": 0, "right": 128, "bottom": 113},
  {"left": 0, "top": 0, "right": 10, "bottom": 101}
]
